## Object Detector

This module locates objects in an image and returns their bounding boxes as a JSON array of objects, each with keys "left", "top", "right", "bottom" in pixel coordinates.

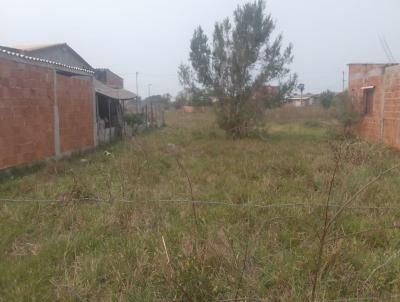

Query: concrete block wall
[
  {"left": 0, "top": 56, "right": 96, "bottom": 171},
  {"left": 0, "top": 58, "right": 55, "bottom": 169},
  {"left": 57, "top": 74, "right": 94, "bottom": 154}
]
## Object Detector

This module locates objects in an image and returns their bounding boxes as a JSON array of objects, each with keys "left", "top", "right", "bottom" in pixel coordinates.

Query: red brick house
[
  {"left": 0, "top": 44, "right": 136, "bottom": 171},
  {"left": 348, "top": 63, "right": 400, "bottom": 149}
]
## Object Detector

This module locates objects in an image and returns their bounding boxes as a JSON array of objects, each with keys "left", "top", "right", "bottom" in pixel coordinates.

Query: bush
[
  {"left": 319, "top": 90, "right": 336, "bottom": 109},
  {"left": 123, "top": 113, "right": 145, "bottom": 127},
  {"left": 331, "top": 91, "right": 361, "bottom": 134}
]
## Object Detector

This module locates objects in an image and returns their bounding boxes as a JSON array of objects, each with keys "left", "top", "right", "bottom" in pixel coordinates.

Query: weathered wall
[
  {"left": 349, "top": 63, "right": 400, "bottom": 149},
  {"left": 349, "top": 64, "right": 386, "bottom": 142},
  {"left": 57, "top": 74, "right": 94, "bottom": 154},
  {"left": 95, "top": 69, "right": 123, "bottom": 89},
  {"left": 0, "top": 57, "right": 55, "bottom": 169},
  {"left": 382, "top": 65, "right": 400, "bottom": 149},
  {"left": 0, "top": 55, "right": 96, "bottom": 171}
]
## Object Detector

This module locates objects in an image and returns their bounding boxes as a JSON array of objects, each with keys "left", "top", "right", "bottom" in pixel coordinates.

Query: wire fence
[
  {"left": 1, "top": 197, "right": 400, "bottom": 212},
  {"left": 1, "top": 196, "right": 400, "bottom": 302},
  {"left": 218, "top": 295, "right": 400, "bottom": 302}
]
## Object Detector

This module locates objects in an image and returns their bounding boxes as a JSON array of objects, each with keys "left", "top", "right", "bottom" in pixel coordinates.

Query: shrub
[
  {"left": 123, "top": 113, "right": 145, "bottom": 134},
  {"left": 319, "top": 90, "right": 336, "bottom": 109},
  {"left": 331, "top": 91, "right": 361, "bottom": 134}
]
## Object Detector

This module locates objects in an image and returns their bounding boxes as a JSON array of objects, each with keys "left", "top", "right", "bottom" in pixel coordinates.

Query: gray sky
[{"left": 1, "top": 0, "right": 399, "bottom": 97}]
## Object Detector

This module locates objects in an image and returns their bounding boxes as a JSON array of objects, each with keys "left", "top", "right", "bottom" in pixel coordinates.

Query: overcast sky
[{"left": 1, "top": 0, "right": 399, "bottom": 97}]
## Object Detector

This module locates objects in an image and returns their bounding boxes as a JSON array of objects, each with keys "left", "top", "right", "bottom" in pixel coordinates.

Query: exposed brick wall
[
  {"left": 349, "top": 64, "right": 400, "bottom": 150},
  {"left": 0, "top": 58, "right": 55, "bottom": 169},
  {"left": 95, "top": 69, "right": 123, "bottom": 89},
  {"left": 382, "top": 65, "right": 400, "bottom": 149},
  {"left": 57, "top": 74, "right": 94, "bottom": 154},
  {"left": 0, "top": 56, "right": 96, "bottom": 171},
  {"left": 105, "top": 70, "right": 123, "bottom": 89}
]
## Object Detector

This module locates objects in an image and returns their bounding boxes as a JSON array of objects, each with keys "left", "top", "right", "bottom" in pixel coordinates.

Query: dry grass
[{"left": 1, "top": 107, "right": 400, "bottom": 301}]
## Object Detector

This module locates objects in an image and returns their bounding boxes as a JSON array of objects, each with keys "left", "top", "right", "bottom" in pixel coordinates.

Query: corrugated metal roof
[
  {"left": 0, "top": 46, "right": 94, "bottom": 75},
  {"left": 94, "top": 79, "right": 136, "bottom": 100},
  {"left": 11, "top": 43, "right": 94, "bottom": 71},
  {"left": 12, "top": 43, "right": 65, "bottom": 52}
]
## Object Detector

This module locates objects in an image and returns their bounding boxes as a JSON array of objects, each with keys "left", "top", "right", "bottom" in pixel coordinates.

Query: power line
[
  {"left": 382, "top": 35, "right": 397, "bottom": 63},
  {"left": 122, "top": 71, "right": 177, "bottom": 81},
  {"left": 379, "top": 35, "right": 396, "bottom": 63}
]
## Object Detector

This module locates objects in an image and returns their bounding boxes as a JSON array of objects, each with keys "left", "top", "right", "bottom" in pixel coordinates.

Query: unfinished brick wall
[
  {"left": 95, "top": 69, "right": 123, "bottom": 89},
  {"left": 57, "top": 74, "right": 94, "bottom": 154},
  {"left": 0, "top": 55, "right": 96, "bottom": 171},
  {"left": 105, "top": 70, "right": 123, "bottom": 89},
  {"left": 382, "top": 65, "right": 400, "bottom": 149},
  {"left": 349, "top": 64, "right": 385, "bottom": 142},
  {"left": 0, "top": 58, "right": 55, "bottom": 169},
  {"left": 349, "top": 64, "right": 400, "bottom": 150}
]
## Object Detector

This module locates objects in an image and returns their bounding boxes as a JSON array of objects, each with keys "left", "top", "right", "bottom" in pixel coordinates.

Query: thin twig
[
  {"left": 311, "top": 148, "right": 341, "bottom": 302},
  {"left": 327, "top": 164, "right": 400, "bottom": 231},
  {"left": 162, "top": 235, "right": 170, "bottom": 264},
  {"left": 234, "top": 212, "right": 251, "bottom": 301},
  {"left": 175, "top": 157, "right": 200, "bottom": 231},
  {"left": 364, "top": 249, "right": 400, "bottom": 284},
  {"left": 326, "top": 225, "right": 400, "bottom": 243}
]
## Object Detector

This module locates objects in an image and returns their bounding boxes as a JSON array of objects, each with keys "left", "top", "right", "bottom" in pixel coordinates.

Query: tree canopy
[{"left": 180, "top": 0, "right": 296, "bottom": 138}]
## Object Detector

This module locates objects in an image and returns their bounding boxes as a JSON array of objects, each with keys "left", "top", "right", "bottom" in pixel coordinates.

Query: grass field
[{"left": 1, "top": 107, "right": 400, "bottom": 301}]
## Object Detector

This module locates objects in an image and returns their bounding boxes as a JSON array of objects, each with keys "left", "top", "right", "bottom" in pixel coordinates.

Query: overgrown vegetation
[
  {"left": 319, "top": 90, "right": 336, "bottom": 109},
  {"left": 331, "top": 90, "right": 362, "bottom": 134},
  {"left": 1, "top": 108, "right": 400, "bottom": 301}
]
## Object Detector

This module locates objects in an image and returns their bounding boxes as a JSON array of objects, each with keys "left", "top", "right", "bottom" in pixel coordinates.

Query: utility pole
[
  {"left": 342, "top": 71, "right": 346, "bottom": 92},
  {"left": 136, "top": 72, "right": 139, "bottom": 112},
  {"left": 136, "top": 72, "right": 139, "bottom": 96},
  {"left": 298, "top": 83, "right": 305, "bottom": 102},
  {"left": 148, "top": 84, "right": 152, "bottom": 98}
]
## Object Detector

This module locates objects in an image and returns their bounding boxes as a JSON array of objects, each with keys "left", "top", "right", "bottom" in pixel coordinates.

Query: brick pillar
[
  {"left": 53, "top": 69, "right": 61, "bottom": 159},
  {"left": 92, "top": 78, "right": 98, "bottom": 147}
]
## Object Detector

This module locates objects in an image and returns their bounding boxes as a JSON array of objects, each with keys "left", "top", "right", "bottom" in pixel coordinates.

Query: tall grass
[
  {"left": 265, "top": 105, "right": 334, "bottom": 124},
  {"left": 1, "top": 109, "right": 400, "bottom": 301}
]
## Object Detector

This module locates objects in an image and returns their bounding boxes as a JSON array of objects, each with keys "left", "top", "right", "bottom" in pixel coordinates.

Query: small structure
[
  {"left": 283, "top": 94, "right": 317, "bottom": 108},
  {"left": 93, "top": 69, "right": 136, "bottom": 143},
  {"left": 182, "top": 106, "right": 207, "bottom": 113},
  {"left": 0, "top": 43, "right": 137, "bottom": 171},
  {"left": 348, "top": 63, "right": 400, "bottom": 149}
]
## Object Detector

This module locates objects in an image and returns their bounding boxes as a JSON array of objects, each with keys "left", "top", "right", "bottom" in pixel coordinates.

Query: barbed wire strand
[
  {"left": 218, "top": 294, "right": 400, "bottom": 302},
  {"left": 0, "top": 197, "right": 400, "bottom": 211}
]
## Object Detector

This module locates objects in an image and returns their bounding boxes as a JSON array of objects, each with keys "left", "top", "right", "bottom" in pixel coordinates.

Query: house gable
[{"left": 16, "top": 43, "right": 93, "bottom": 71}]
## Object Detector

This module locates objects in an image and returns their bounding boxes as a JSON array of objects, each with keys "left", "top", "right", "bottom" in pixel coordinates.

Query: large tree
[
  {"left": 177, "top": 64, "right": 213, "bottom": 107},
  {"left": 181, "top": 0, "right": 296, "bottom": 138}
]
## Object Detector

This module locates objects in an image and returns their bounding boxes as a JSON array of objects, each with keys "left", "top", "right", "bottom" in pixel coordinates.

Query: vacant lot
[{"left": 1, "top": 107, "right": 400, "bottom": 301}]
